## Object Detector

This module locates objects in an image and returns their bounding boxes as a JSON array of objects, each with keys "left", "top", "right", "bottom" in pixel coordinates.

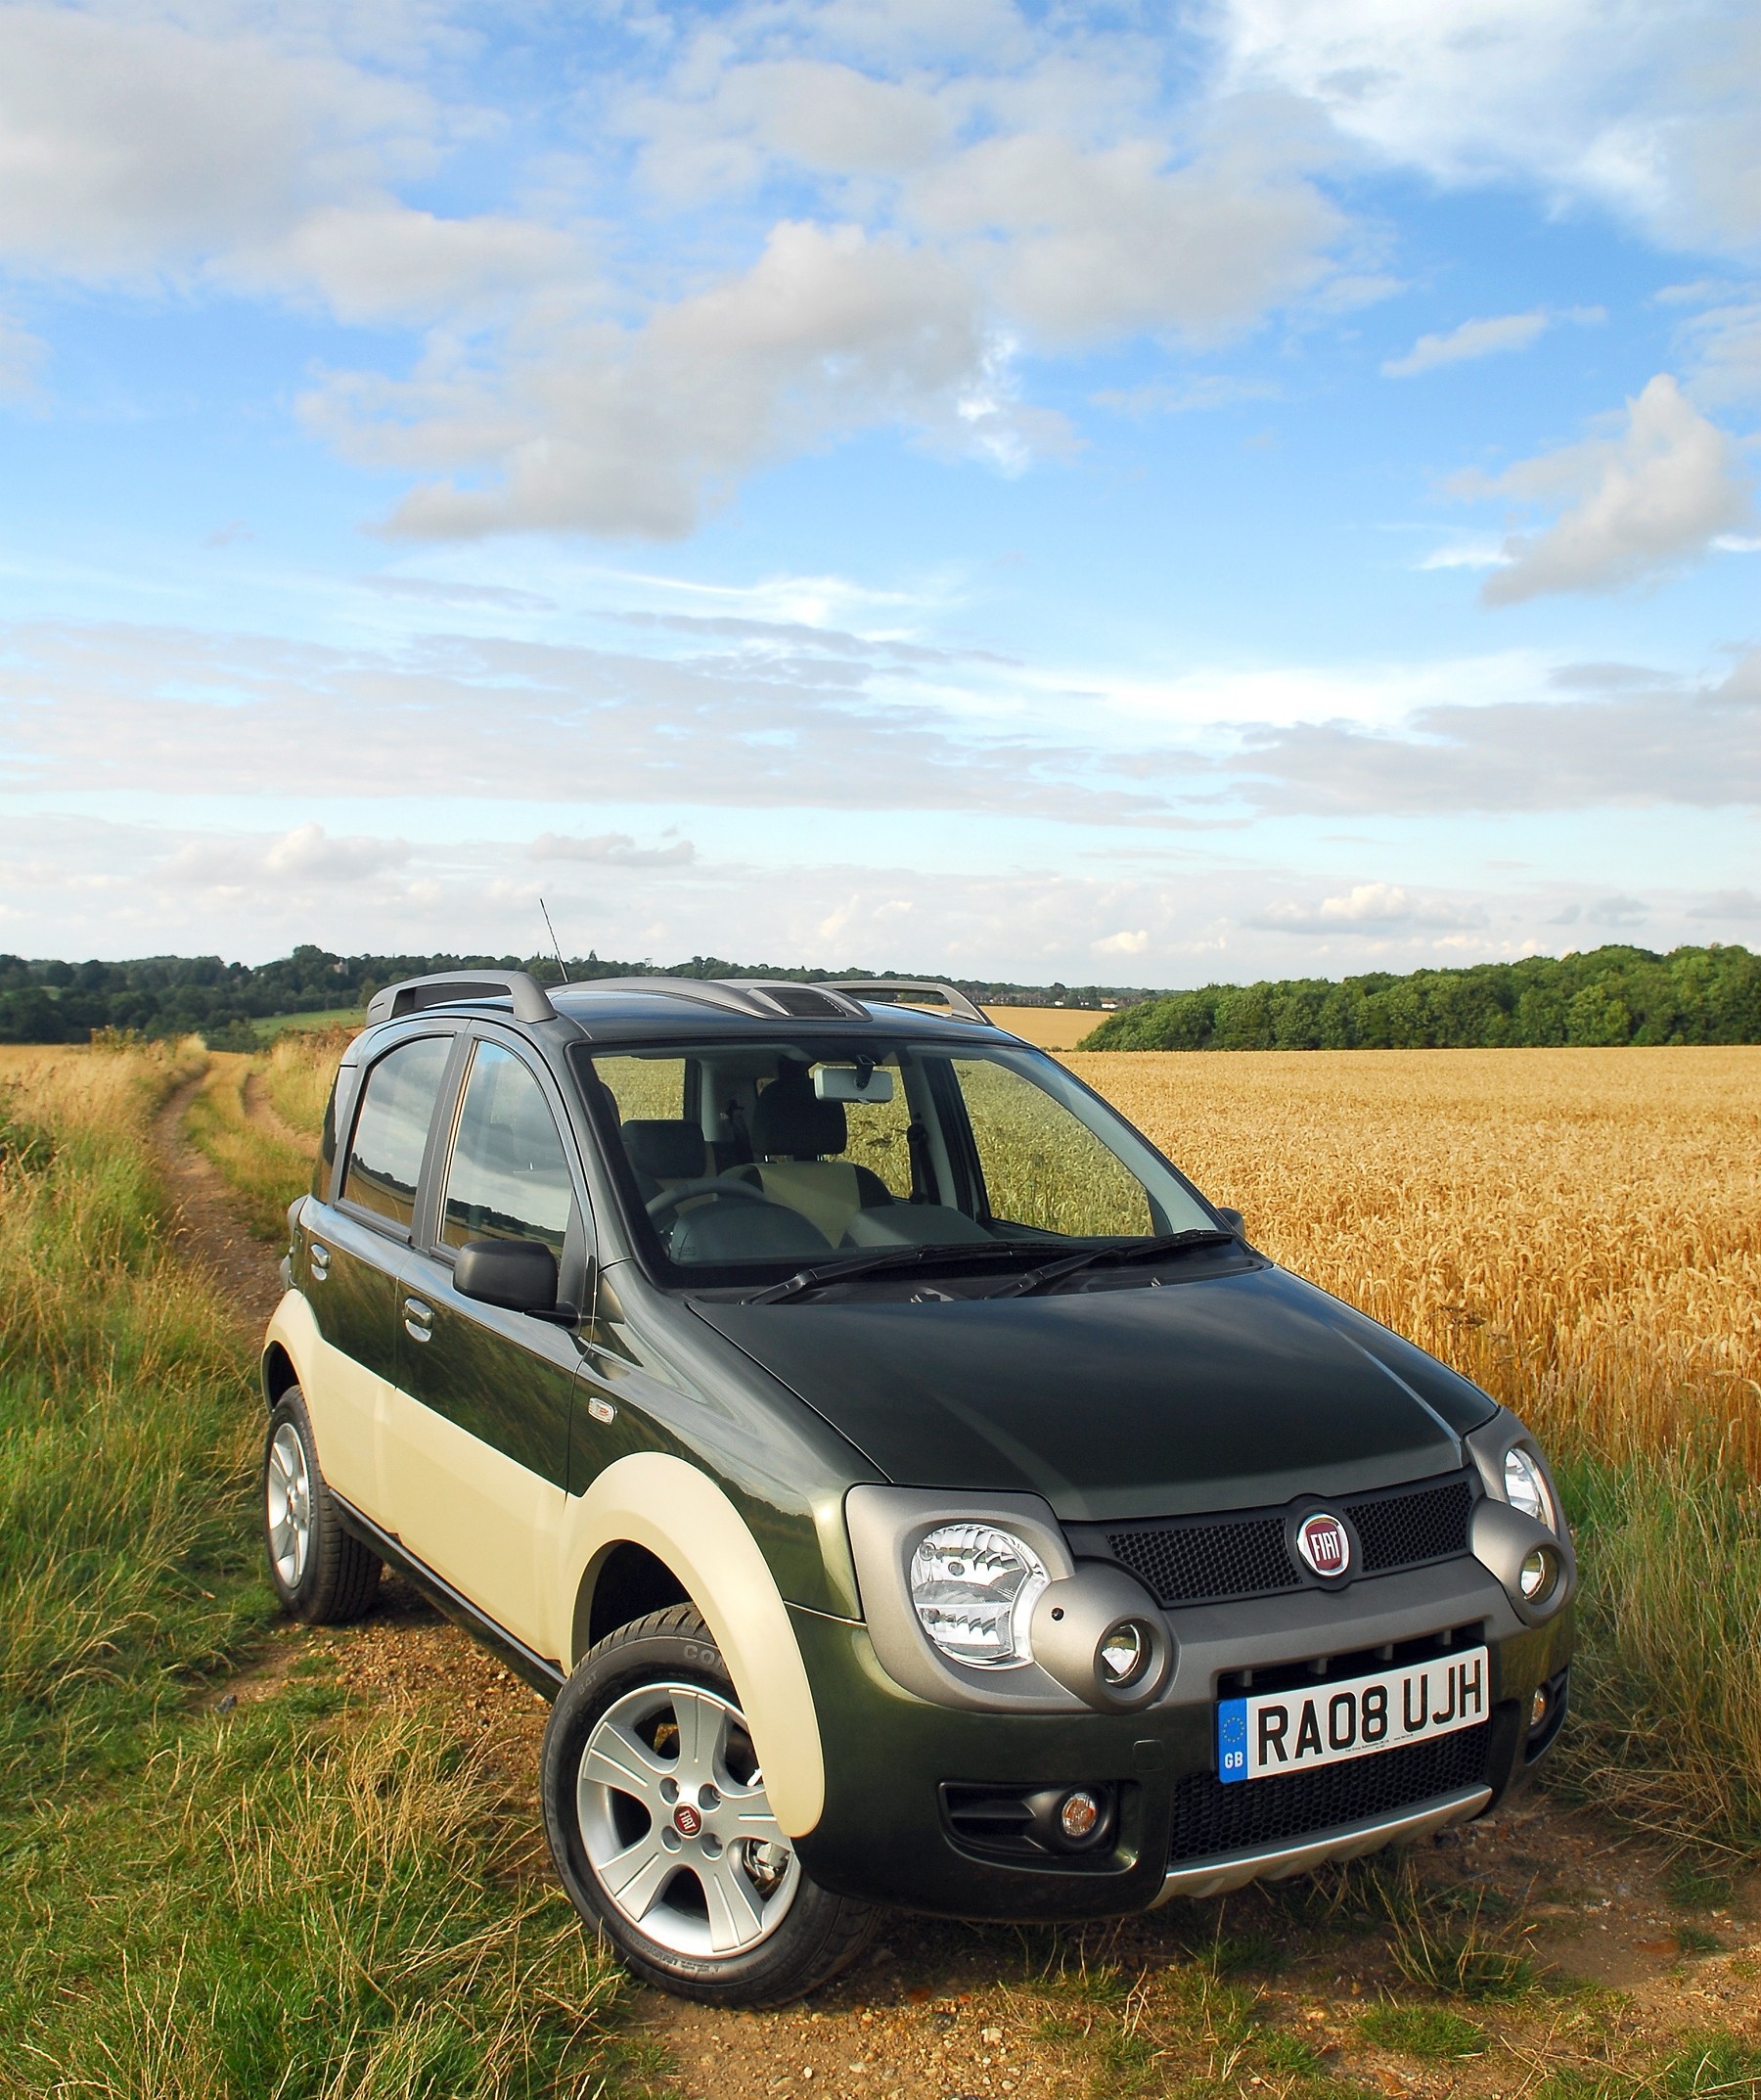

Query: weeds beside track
[{"left": 0, "top": 1042, "right": 626, "bottom": 2099}]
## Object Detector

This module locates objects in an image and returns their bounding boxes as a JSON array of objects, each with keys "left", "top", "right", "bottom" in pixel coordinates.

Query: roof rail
[
  {"left": 835, "top": 980, "right": 989, "bottom": 1025},
  {"left": 561, "top": 977, "right": 872, "bottom": 1022},
  {"left": 365, "top": 969, "right": 559, "bottom": 1026}
]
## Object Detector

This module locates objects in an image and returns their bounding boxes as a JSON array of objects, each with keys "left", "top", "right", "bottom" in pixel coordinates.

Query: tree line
[
  {"left": 0, "top": 945, "right": 1148, "bottom": 1046},
  {"left": 1077, "top": 944, "right": 1761, "bottom": 1052}
]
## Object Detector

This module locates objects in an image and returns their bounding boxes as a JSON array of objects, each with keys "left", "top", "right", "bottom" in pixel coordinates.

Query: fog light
[
  {"left": 1518, "top": 1546, "right": 1557, "bottom": 1602},
  {"left": 1098, "top": 1620, "right": 1152, "bottom": 1688},
  {"left": 1530, "top": 1687, "right": 1549, "bottom": 1730},
  {"left": 1060, "top": 1790, "right": 1101, "bottom": 1842}
]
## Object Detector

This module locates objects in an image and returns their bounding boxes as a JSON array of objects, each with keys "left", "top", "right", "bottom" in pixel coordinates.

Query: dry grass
[
  {"left": 184, "top": 1050, "right": 318, "bottom": 1240},
  {"left": 259, "top": 1024, "right": 351, "bottom": 1140},
  {"left": 1067, "top": 1045, "right": 1761, "bottom": 1844}
]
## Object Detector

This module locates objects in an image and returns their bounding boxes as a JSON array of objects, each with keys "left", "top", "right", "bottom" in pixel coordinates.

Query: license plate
[{"left": 1216, "top": 1646, "right": 1489, "bottom": 1785}]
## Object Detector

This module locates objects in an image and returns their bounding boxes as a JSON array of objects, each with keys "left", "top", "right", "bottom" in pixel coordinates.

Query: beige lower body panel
[
  {"left": 1154, "top": 1783, "right": 1492, "bottom": 1904},
  {"left": 559, "top": 1453, "right": 827, "bottom": 1841},
  {"left": 380, "top": 1386, "right": 564, "bottom": 1660},
  {"left": 264, "top": 1291, "right": 390, "bottom": 1528}
]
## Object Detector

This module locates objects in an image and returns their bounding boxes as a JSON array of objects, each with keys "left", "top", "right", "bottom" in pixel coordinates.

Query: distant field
[
  {"left": 252, "top": 1005, "right": 364, "bottom": 1040},
  {"left": 982, "top": 1002, "right": 1115, "bottom": 1050}
]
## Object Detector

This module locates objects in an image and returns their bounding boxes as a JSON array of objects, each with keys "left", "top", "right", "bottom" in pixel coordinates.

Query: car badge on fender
[{"left": 1296, "top": 1512, "right": 1351, "bottom": 1578}]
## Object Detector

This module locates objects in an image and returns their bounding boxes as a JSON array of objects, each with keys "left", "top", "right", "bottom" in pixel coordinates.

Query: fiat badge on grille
[{"left": 1296, "top": 1512, "right": 1351, "bottom": 1577}]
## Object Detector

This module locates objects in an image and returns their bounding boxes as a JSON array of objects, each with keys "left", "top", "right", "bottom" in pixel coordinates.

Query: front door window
[{"left": 442, "top": 1042, "right": 575, "bottom": 1253}]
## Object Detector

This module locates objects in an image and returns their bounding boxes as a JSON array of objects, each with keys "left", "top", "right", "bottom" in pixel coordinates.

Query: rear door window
[
  {"left": 341, "top": 1035, "right": 453, "bottom": 1229},
  {"left": 441, "top": 1042, "right": 576, "bottom": 1254}
]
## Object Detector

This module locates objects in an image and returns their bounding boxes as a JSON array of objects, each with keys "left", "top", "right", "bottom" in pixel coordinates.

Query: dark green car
[{"left": 260, "top": 970, "right": 1574, "bottom": 2006}]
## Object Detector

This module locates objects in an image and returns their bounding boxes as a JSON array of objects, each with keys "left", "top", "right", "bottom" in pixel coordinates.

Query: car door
[
  {"left": 301, "top": 1030, "right": 455, "bottom": 1526},
  {"left": 386, "top": 1032, "right": 589, "bottom": 1657}
]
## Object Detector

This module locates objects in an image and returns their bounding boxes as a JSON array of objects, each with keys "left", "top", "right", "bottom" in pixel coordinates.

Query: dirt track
[{"left": 162, "top": 1070, "right": 1761, "bottom": 2099}]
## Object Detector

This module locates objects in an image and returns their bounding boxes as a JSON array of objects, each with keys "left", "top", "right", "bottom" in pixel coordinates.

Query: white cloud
[
  {"left": 908, "top": 128, "right": 1344, "bottom": 348},
  {"left": 530, "top": 831, "right": 696, "bottom": 868},
  {"left": 1415, "top": 537, "right": 1513, "bottom": 572},
  {"left": 1456, "top": 375, "right": 1755, "bottom": 604},
  {"left": 1381, "top": 310, "right": 1548, "bottom": 377},
  {"left": 0, "top": 5, "right": 432, "bottom": 284},
  {"left": 314, "top": 219, "right": 1061, "bottom": 540},
  {"left": 1093, "top": 927, "right": 1149, "bottom": 955},
  {"left": 1217, "top": 0, "right": 1761, "bottom": 253},
  {"left": 1673, "top": 287, "right": 1761, "bottom": 407},
  {"left": 164, "top": 821, "right": 411, "bottom": 890},
  {"left": 1250, "top": 881, "right": 1487, "bottom": 934}
]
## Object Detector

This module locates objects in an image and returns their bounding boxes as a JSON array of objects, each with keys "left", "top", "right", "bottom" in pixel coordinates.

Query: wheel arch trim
[{"left": 564, "top": 1453, "right": 826, "bottom": 1839}]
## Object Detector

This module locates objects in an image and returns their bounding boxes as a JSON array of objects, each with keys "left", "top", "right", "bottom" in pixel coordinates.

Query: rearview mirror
[
  {"left": 1214, "top": 1207, "right": 1244, "bottom": 1235},
  {"left": 814, "top": 1064, "right": 894, "bottom": 1104},
  {"left": 454, "top": 1237, "right": 560, "bottom": 1314}
]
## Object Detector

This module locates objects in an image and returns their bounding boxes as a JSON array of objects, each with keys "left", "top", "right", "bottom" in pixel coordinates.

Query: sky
[{"left": 0, "top": 0, "right": 1757, "bottom": 985}]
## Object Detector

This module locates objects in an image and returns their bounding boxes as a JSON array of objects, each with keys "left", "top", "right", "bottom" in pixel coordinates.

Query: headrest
[
  {"left": 750, "top": 1070, "right": 846, "bottom": 1160},
  {"left": 621, "top": 1119, "right": 705, "bottom": 1182}
]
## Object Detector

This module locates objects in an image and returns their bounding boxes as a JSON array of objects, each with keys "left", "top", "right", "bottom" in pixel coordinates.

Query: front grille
[
  {"left": 1094, "top": 1471, "right": 1476, "bottom": 1609},
  {"left": 1168, "top": 1722, "right": 1492, "bottom": 1867},
  {"left": 1353, "top": 1480, "right": 1474, "bottom": 1572},
  {"left": 1109, "top": 1517, "right": 1296, "bottom": 1606}
]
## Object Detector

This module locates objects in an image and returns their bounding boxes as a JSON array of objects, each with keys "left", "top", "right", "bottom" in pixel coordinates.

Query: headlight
[
  {"left": 909, "top": 1523, "right": 1050, "bottom": 1669},
  {"left": 1503, "top": 1446, "right": 1555, "bottom": 1532}
]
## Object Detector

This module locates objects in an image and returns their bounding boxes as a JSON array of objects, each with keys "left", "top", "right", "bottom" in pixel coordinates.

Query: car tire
[
  {"left": 262, "top": 1387, "right": 381, "bottom": 1623},
  {"left": 542, "top": 1605, "right": 880, "bottom": 2006}
]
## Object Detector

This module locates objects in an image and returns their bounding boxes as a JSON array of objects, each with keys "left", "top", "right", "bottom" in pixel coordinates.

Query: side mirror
[
  {"left": 1215, "top": 1207, "right": 1244, "bottom": 1236},
  {"left": 454, "top": 1237, "right": 560, "bottom": 1315}
]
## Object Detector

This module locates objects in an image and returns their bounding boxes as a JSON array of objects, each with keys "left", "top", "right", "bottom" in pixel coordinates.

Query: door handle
[
  {"left": 309, "top": 1243, "right": 330, "bottom": 1282},
  {"left": 403, "top": 1296, "right": 432, "bottom": 1343}
]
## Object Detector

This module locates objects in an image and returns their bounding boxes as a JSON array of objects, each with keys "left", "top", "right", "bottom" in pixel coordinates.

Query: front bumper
[{"left": 790, "top": 1555, "right": 1572, "bottom": 1919}]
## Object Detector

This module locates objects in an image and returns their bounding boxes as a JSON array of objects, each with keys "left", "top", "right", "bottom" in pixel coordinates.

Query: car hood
[{"left": 690, "top": 1264, "right": 1494, "bottom": 1523}]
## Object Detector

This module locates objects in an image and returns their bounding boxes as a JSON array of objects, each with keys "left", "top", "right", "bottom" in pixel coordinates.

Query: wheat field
[{"left": 1066, "top": 1047, "right": 1761, "bottom": 1472}]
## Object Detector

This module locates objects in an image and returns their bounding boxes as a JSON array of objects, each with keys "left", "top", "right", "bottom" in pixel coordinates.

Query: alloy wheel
[
  {"left": 575, "top": 1679, "right": 800, "bottom": 1958},
  {"left": 266, "top": 1420, "right": 313, "bottom": 1591}
]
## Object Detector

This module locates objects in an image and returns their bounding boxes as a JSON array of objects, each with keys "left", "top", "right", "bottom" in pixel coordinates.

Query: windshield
[{"left": 573, "top": 1036, "right": 1215, "bottom": 1278}]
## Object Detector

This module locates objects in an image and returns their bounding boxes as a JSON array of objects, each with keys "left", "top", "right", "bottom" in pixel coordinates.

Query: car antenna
[{"left": 538, "top": 897, "right": 571, "bottom": 985}]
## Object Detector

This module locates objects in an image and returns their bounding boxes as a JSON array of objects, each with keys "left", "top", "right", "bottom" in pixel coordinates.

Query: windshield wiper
[
  {"left": 745, "top": 1241, "right": 1053, "bottom": 1305},
  {"left": 984, "top": 1228, "right": 1240, "bottom": 1300}
]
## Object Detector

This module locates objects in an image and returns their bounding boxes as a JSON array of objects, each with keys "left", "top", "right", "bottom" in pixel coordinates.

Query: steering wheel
[{"left": 646, "top": 1175, "right": 781, "bottom": 1227}]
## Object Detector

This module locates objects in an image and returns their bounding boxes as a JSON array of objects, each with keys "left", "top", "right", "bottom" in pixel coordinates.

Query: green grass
[
  {"left": 1551, "top": 1451, "right": 1761, "bottom": 1849},
  {"left": 0, "top": 1045, "right": 628, "bottom": 2098},
  {"left": 1360, "top": 2003, "right": 1488, "bottom": 2060},
  {"left": 0, "top": 1044, "right": 266, "bottom": 1798}
]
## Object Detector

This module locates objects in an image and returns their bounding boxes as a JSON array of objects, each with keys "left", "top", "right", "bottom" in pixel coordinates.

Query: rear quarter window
[{"left": 341, "top": 1035, "right": 453, "bottom": 1229}]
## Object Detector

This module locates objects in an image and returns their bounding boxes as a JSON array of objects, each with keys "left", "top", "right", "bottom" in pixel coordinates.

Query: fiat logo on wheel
[
  {"left": 1296, "top": 1512, "right": 1351, "bottom": 1578},
  {"left": 673, "top": 1802, "right": 702, "bottom": 1838}
]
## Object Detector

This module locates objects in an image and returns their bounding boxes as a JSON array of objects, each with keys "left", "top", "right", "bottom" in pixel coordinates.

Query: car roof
[{"left": 355, "top": 969, "right": 1020, "bottom": 1050}]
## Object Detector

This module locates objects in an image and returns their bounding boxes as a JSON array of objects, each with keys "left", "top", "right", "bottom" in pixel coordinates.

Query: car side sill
[
  {"left": 332, "top": 1492, "right": 566, "bottom": 1700},
  {"left": 1152, "top": 1783, "right": 1492, "bottom": 1905}
]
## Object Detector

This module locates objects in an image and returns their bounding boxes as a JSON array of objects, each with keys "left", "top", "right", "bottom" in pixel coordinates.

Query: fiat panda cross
[{"left": 260, "top": 970, "right": 1574, "bottom": 2005}]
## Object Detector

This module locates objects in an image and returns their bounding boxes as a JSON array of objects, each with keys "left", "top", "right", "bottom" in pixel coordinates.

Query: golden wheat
[{"left": 1068, "top": 1047, "right": 1761, "bottom": 1473}]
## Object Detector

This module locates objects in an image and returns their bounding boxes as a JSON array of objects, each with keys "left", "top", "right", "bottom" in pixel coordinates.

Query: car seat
[{"left": 730, "top": 1068, "right": 894, "bottom": 1245}]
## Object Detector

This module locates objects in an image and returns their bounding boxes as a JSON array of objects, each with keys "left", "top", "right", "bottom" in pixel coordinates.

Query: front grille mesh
[
  {"left": 1102, "top": 1472, "right": 1475, "bottom": 1608},
  {"left": 1108, "top": 1517, "right": 1297, "bottom": 1606},
  {"left": 1351, "top": 1479, "right": 1473, "bottom": 1571},
  {"left": 1168, "top": 1723, "right": 1492, "bottom": 1867}
]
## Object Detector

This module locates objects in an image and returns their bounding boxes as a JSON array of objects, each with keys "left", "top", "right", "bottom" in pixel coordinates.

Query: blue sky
[{"left": 0, "top": 0, "right": 1756, "bottom": 982}]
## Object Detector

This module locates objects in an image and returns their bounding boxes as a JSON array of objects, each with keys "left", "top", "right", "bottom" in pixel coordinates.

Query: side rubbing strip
[{"left": 566, "top": 1454, "right": 826, "bottom": 1838}]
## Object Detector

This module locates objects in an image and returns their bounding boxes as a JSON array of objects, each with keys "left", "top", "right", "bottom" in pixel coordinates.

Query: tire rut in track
[{"left": 151, "top": 1071, "right": 286, "bottom": 1331}]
